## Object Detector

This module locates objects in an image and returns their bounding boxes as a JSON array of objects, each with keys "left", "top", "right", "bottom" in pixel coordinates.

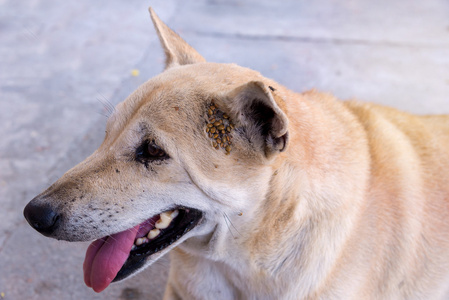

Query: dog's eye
[{"left": 136, "top": 141, "right": 169, "bottom": 162}]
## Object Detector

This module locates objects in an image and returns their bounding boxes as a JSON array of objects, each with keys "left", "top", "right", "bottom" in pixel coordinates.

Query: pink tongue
[{"left": 83, "top": 225, "right": 139, "bottom": 293}]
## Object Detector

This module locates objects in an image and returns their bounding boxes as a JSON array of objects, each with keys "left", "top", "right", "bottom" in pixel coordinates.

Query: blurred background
[{"left": 1, "top": 0, "right": 448, "bottom": 299}]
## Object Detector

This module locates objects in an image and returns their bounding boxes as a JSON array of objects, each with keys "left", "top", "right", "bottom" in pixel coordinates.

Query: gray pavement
[{"left": 1, "top": 0, "right": 448, "bottom": 299}]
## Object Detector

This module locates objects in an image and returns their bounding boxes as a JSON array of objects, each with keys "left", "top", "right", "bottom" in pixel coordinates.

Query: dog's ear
[
  {"left": 149, "top": 8, "right": 206, "bottom": 69},
  {"left": 228, "top": 81, "right": 289, "bottom": 159}
]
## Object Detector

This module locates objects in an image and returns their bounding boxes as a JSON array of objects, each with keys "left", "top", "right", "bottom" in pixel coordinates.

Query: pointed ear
[
  {"left": 149, "top": 8, "right": 206, "bottom": 69},
  {"left": 228, "top": 81, "right": 289, "bottom": 159}
]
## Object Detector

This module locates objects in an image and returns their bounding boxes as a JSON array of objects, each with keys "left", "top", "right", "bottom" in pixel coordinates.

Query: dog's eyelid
[{"left": 135, "top": 140, "right": 169, "bottom": 163}]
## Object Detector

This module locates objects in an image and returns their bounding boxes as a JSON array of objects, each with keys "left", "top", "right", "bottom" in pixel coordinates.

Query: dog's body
[{"left": 24, "top": 9, "right": 449, "bottom": 300}]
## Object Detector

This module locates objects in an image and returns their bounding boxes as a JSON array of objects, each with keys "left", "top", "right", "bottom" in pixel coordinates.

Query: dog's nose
[{"left": 23, "top": 201, "right": 60, "bottom": 236}]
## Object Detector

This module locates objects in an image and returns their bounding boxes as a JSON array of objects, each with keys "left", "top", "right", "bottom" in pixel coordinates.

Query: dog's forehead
[
  {"left": 152, "top": 62, "right": 263, "bottom": 96},
  {"left": 105, "top": 63, "right": 262, "bottom": 139}
]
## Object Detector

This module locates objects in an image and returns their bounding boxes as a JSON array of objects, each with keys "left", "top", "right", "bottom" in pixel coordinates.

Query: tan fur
[{"left": 25, "top": 8, "right": 449, "bottom": 299}]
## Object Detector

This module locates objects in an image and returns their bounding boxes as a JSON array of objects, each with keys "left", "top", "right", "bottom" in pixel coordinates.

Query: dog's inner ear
[
  {"left": 149, "top": 8, "right": 206, "bottom": 69},
  {"left": 229, "top": 81, "right": 289, "bottom": 159}
]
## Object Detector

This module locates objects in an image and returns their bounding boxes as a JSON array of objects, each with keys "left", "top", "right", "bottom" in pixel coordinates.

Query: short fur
[{"left": 25, "top": 8, "right": 449, "bottom": 300}]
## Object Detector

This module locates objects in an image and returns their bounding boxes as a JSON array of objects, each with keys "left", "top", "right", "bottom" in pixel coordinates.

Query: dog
[{"left": 23, "top": 8, "right": 449, "bottom": 300}]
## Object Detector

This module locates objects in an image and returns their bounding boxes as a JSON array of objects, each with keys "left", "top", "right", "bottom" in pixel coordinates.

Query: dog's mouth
[{"left": 83, "top": 207, "right": 202, "bottom": 292}]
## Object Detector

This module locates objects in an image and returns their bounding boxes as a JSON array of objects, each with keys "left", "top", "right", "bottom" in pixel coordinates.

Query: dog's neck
[{"left": 176, "top": 90, "right": 371, "bottom": 297}]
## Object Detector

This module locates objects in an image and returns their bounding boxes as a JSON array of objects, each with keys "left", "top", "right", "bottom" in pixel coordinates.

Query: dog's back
[{"left": 335, "top": 101, "right": 449, "bottom": 298}]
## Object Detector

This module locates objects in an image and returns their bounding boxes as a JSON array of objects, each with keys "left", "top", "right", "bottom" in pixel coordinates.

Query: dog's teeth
[
  {"left": 155, "top": 209, "right": 179, "bottom": 229},
  {"left": 147, "top": 228, "right": 160, "bottom": 239},
  {"left": 131, "top": 245, "right": 136, "bottom": 251},
  {"left": 155, "top": 213, "right": 171, "bottom": 229},
  {"left": 135, "top": 237, "right": 150, "bottom": 246},
  {"left": 171, "top": 209, "right": 179, "bottom": 218},
  {"left": 135, "top": 238, "right": 144, "bottom": 246}
]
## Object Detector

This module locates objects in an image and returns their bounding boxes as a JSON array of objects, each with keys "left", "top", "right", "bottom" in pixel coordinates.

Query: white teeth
[
  {"left": 133, "top": 209, "right": 179, "bottom": 246},
  {"left": 155, "top": 209, "right": 179, "bottom": 229},
  {"left": 171, "top": 209, "right": 179, "bottom": 219},
  {"left": 147, "top": 228, "right": 160, "bottom": 239},
  {"left": 155, "top": 213, "right": 171, "bottom": 229},
  {"left": 135, "top": 237, "right": 149, "bottom": 246}
]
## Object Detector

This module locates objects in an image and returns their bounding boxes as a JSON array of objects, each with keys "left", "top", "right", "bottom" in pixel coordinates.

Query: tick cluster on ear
[{"left": 205, "top": 102, "right": 234, "bottom": 155}]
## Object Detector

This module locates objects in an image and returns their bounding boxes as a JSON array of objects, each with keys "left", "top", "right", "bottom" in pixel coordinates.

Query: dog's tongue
[{"left": 83, "top": 225, "right": 139, "bottom": 293}]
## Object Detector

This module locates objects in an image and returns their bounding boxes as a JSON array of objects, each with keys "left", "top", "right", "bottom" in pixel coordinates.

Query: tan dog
[{"left": 24, "top": 8, "right": 449, "bottom": 299}]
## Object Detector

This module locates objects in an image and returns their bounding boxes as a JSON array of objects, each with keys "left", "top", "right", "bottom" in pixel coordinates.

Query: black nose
[{"left": 23, "top": 201, "right": 60, "bottom": 236}]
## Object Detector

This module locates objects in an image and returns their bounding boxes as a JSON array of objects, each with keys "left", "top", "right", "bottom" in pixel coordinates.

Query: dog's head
[{"left": 23, "top": 8, "right": 289, "bottom": 292}]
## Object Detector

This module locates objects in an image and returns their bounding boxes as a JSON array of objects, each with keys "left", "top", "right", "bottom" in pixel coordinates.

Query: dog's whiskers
[
  {"left": 223, "top": 213, "right": 234, "bottom": 239},
  {"left": 222, "top": 212, "right": 240, "bottom": 239},
  {"left": 96, "top": 93, "right": 116, "bottom": 118},
  {"left": 97, "top": 111, "right": 110, "bottom": 119}
]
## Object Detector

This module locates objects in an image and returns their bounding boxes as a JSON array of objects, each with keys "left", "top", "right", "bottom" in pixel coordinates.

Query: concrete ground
[{"left": 1, "top": 0, "right": 448, "bottom": 299}]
